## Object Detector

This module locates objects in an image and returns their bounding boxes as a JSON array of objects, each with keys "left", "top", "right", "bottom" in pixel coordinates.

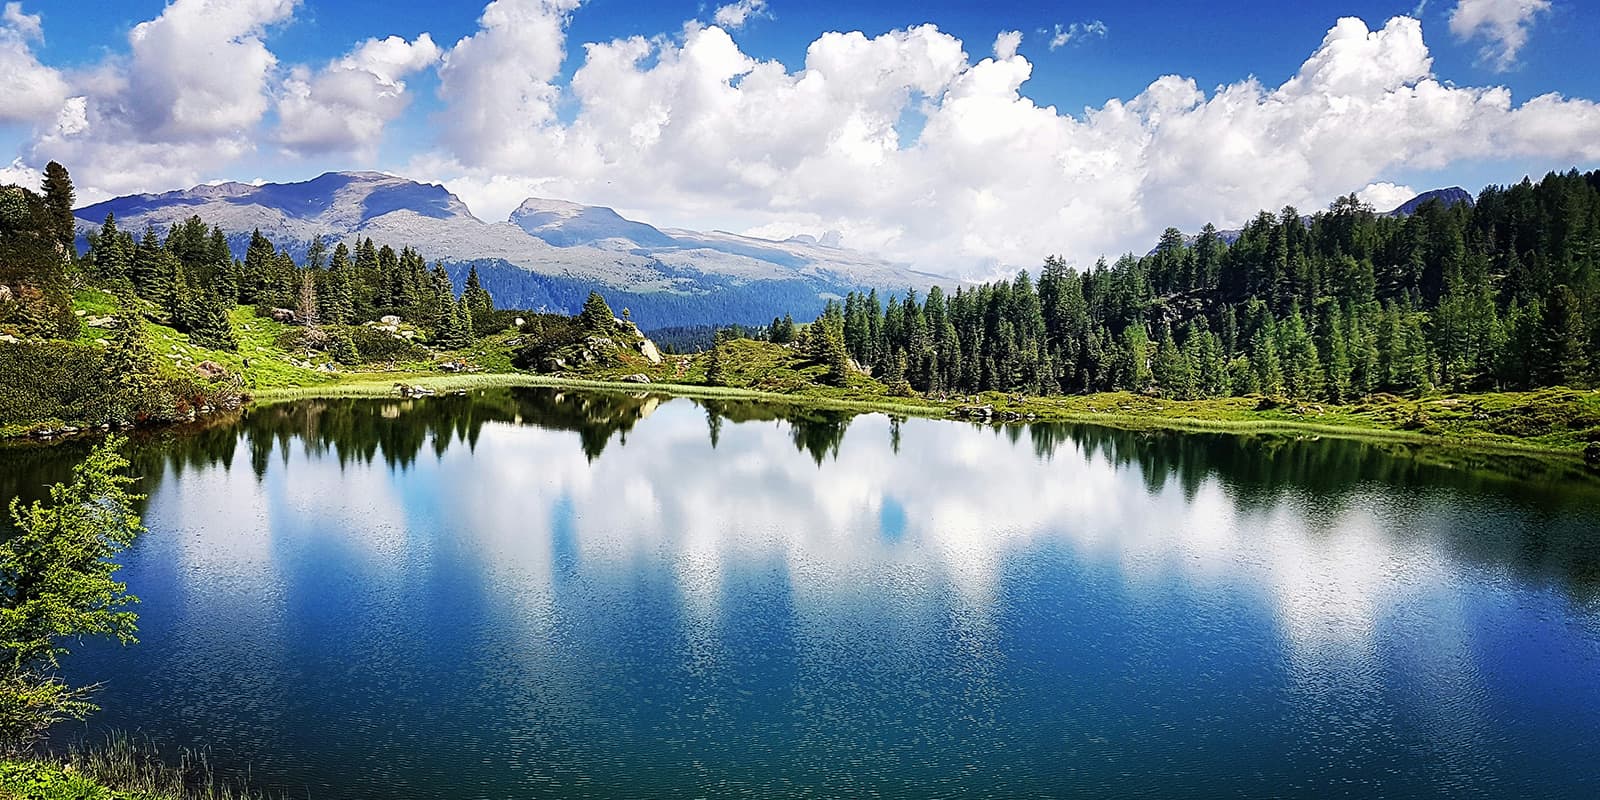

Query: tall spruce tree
[{"left": 40, "top": 161, "right": 75, "bottom": 254}]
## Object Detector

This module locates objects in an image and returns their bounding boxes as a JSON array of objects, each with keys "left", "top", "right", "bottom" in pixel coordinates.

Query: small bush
[
  {"left": 511, "top": 314, "right": 587, "bottom": 370},
  {"left": 349, "top": 325, "right": 427, "bottom": 362},
  {"left": 0, "top": 340, "right": 108, "bottom": 425},
  {"left": 473, "top": 309, "right": 523, "bottom": 337},
  {"left": 273, "top": 327, "right": 329, "bottom": 352}
]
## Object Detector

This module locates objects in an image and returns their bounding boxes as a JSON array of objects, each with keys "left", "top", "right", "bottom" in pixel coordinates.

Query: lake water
[{"left": 3, "top": 387, "right": 1599, "bottom": 798}]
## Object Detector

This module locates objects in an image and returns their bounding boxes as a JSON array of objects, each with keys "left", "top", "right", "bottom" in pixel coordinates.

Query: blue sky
[{"left": 3, "top": 0, "right": 1598, "bottom": 273}]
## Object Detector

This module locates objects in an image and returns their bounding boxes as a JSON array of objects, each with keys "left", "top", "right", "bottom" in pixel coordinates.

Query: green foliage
[
  {"left": 463, "top": 265, "right": 494, "bottom": 317},
  {"left": 39, "top": 162, "right": 75, "bottom": 255},
  {"left": 578, "top": 291, "right": 616, "bottom": 332},
  {"left": 705, "top": 330, "right": 728, "bottom": 386},
  {"left": 0, "top": 342, "right": 108, "bottom": 430},
  {"left": 0, "top": 759, "right": 111, "bottom": 799},
  {"left": 783, "top": 170, "right": 1600, "bottom": 403},
  {"left": 0, "top": 439, "right": 143, "bottom": 749},
  {"left": 0, "top": 183, "right": 78, "bottom": 340},
  {"left": 768, "top": 313, "right": 797, "bottom": 344},
  {"left": 509, "top": 314, "right": 587, "bottom": 370},
  {"left": 347, "top": 325, "right": 427, "bottom": 363},
  {"left": 1, "top": 734, "right": 262, "bottom": 799},
  {"left": 329, "top": 330, "right": 361, "bottom": 366}
]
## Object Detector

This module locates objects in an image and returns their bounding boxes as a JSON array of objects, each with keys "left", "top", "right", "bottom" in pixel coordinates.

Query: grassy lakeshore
[
  {"left": 7, "top": 297, "right": 1598, "bottom": 464},
  {"left": 0, "top": 737, "right": 260, "bottom": 800},
  {"left": 247, "top": 366, "right": 1599, "bottom": 461}
]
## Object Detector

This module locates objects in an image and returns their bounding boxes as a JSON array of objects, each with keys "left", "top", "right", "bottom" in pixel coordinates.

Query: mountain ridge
[
  {"left": 1151, "top": 186, "right": 1477, "bottom": 253},
  {"left": 73, "top": 171, "right": 935, "bottom": 326}
]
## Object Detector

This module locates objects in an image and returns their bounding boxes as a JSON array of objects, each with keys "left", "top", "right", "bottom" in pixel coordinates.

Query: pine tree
[
  {"left": 1499, "top": 299, "right": 1543, "bottom": 389},
  {"left": 705, "top": 329, "right": 728, "bottom": 386},
  {"left": 163, "top": 259, "right": 193, "bottom": 327},
  {"left": 881, "top": 350, "right": 912, "bottom": 396},
  {"left": 207, "top": 227, "right": 236, "bottom": 304},
  {"left": 579, "top": 291, "right": 615, "bottom": 332},
  {"left": 1348, "top": 310, "right": 1380, "bottom": 398},
  {"left": 40, "top": 161, "right": 75, "bottom": 254},
  {"left": 463, "top": 265, "right": 494, "bottom": 315},
  {"left": 305, "top": 235, "right": 327, "bottom": 271},
  {"left": 1117, "top": 325, "right": 1151, "bottom": 392},
  {"left": 1152, "top": 325, "right": 1196, "bottom": 399},
  {"left": 1316, "top": 302, "right": 1352, "bottom": 402},
  {"left": 240, "top": 229, "right": 274, "bottom": 305},
  {"left": 821, "top": 324, "right": 852, "bottom": 387},
  {"left": 130, "top": 226, "right": 170, "bottom": 301},
  {"left": 1541, "top": 284, "right": 1590, "bottom": 386},
  {"left": 101, "top": 290, "right": 161, "bottom": 425},
  {"left": 1188, "top": 323, "right": 1229, "bottom": 398},
  {"left": 455, "top": 296, "right": 475, "bottom": 347},
  {"left": 1228, "top": 355, "right": 1259, "bottom": 395},
  {"left": 1278, "top": 304, "right": 1324, "bottom": 399},
  {"left": 1397, "top": 311, "right": 1434, "bottom": 392},
  {"left": 186, "top": 289, "right": 237, "bottom": 351},
  {"left": 87, "top": 213, "right": 132, "bottom": 283},
  {"left": 324, "top": 244, "right": 355, "bottom": 325},
  {"left": 1250, "top": 324, "right": 1284, "bottom": 396}
]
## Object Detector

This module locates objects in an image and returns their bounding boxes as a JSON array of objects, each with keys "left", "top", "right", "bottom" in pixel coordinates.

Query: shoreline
[{"left": 249, "top": 372, "right": 1594, "bottom": 463}]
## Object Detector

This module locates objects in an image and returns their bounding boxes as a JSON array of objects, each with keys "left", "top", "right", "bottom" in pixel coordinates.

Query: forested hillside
[
  {"left": 5, "top": 162, "right": 1599, "bottom": 449},
  {"left": 1, "top": 163, "right": 510, "bottom": 434},
  {"left": 797, "top": 170, "right": 1599, "bottom": 401}
]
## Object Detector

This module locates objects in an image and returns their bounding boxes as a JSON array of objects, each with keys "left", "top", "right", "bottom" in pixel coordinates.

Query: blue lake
[{"left": 4, "top": 387, "right": 1599, "bottom": 798}]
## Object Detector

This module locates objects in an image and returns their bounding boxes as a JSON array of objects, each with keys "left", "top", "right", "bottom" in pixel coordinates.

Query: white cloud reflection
[
  {"left": 131, "top": 396, "right": 1540, "bottom": 700},
  {"left": 312, "top": 399, "right": 1482, "bottom": 673}
]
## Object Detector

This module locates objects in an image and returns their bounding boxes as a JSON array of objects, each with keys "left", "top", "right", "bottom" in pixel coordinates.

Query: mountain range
[
  {"left": 74, "top": 172, "right": 1477, "bottom": 327},
  {"left": 75, "top": 171, "right": 939, "bottom": 328}
]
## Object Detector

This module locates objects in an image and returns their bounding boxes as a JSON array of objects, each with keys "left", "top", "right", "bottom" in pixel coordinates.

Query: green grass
[{"left": 0, "top": 737, "right": 259, "bottom": 800}]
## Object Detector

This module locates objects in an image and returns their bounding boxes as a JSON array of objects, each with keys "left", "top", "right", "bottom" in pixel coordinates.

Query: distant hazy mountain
[{"left": 75, "top": 171, "right": 938, "bottom": 326}]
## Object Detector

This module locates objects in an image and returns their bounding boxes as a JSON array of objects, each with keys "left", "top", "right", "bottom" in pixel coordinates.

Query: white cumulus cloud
[
  {"left": 421, "top": 13, "right": 1600, "bottom": 277},
  {"left": 23, "top": 0, "right": 299, "bottom": 200},
  {"left": 1356, "top": 182, "right": 1420, "bottom": 211},
  {"left": 993, "top": 30, "right": 1022, "bottom": 60},
  {"left": 0, "top": 157, "right": 44, "bottom": 189},
  {"left": 0, "top": 2, "right": 69, "bottom": 124},
  {"left": 276, "top": 33, "right": 441, "bottom": 157},
  {"left": 1448, "top": 0, "right": 1551, "bottom": 71},
  {"left": 125, "top": 0, "right": 300, "bottom": 139},
  {"left": 712, "top": 0, "right": 771, "bottom": 31},
  {"left": 436, "top": 0, "right": 582, "bottom": 171}
]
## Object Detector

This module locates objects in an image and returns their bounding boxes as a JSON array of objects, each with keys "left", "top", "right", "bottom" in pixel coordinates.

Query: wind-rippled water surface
[{"left": 3, "top": 388, "right": 1599, "bottom": 798}]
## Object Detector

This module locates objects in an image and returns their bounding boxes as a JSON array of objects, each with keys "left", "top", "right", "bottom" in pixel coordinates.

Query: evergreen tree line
[
  {"left": 81, "top": 213, "right": 495, "bottom": 351},
  {"left": 798, "top": 170, "right": 1600, "bottom": 400}
]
